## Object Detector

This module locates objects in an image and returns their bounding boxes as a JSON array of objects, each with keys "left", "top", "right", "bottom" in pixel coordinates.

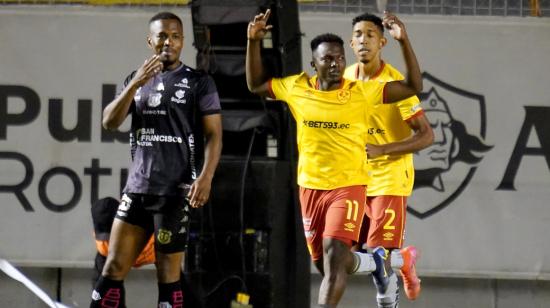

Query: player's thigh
[
  {"left": 104, "top": 218, "right": 149, "bottom": 276},
  {"left": 104, "top": 194, "right": 154, "bottom": 274},
  {"left": 152, "top": 195, "right": 190, "bottom": 255},
  {"left": 323, "top": 186, "right": 366, "bottom": 245},
  {"left": 366, "top": 195, "right": 407, "bottom": 249},
  {"left": 299, "top": 187, "right": 327, "bottom": 262}
]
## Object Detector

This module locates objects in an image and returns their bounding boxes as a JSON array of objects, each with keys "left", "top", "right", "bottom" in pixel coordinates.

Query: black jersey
[{"left": 121, "top": 63, "right": 221, "bottom": 196}]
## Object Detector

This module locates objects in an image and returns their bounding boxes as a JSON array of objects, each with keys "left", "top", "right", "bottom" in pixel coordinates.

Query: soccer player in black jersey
[{"left": 91, "top": 12, "right": 222, "bottom": 308}]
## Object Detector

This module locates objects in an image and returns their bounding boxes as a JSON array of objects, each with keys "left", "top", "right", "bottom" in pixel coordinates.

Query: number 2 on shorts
[{"left": 383, "top": 208, "right": 396, "bottom": 230}]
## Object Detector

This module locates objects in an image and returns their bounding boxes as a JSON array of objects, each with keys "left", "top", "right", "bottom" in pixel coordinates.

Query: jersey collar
[{"left": 355, "top": 60, "right": 385, "bottom": 81}]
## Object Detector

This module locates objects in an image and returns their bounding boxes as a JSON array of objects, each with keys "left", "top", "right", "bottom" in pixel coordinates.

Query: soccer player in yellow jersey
[
  {"left": 346, "top": 12, "right": 434, "bottom": 306},
  {"left": 246, "top": 10, "right": 422, "bottom": 308}
]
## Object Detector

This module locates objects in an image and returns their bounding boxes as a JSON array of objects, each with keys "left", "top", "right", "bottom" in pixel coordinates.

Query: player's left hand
[
  {"left": 382, "top": 12, "right": 408, "bottom": 42},
  {"left": 186, "top": 176, "right": 212, "bottom": 208},
  {"left": 366, "top": 143, "right": 386, "bottom": 159}
]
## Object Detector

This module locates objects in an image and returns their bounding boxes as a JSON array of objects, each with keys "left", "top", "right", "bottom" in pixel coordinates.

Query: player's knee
[
  {"left": 102, "top": 257, "right": 131, "bottom": 279},
  {"left": 313, "top": 258, "right": 324, "bottom": 275},
  {"left": 324, "top": 238, "right": 349, "bottom": 257},
  {"left": 323, "top": 239, "right": 350, "bottom": 273}
]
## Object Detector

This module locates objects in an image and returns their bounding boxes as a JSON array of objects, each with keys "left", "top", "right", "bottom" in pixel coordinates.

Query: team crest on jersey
[
  {"left": 336, "top": 89, "right": 351, "bottom": 103},
  {"left": 157, "top": 229, "right": 172, "bottom": 244},
  {"left": 409, "top": 72, "right": 492, "bottom": 219},
  {"left": 147, "top": 93, "right": 162, "bottom": 107}
]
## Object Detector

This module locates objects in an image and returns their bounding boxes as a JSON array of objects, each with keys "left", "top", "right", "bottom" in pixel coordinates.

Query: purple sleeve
[
  {"left": 199, "top": 92, "right": 221, "bottom": 115},
  {"left": 198, "top": 75, "right": 221, "bottom": 115}
]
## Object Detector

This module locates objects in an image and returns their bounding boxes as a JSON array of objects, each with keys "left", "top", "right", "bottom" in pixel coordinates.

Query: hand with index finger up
[{"left": 247, "top": 9, "right": 273, "bottom": 41}]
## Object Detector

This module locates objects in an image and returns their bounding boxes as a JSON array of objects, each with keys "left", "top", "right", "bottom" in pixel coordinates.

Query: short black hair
[
  {"left": 352, "top": 13, "right": 384, "bottom": 34},
  {"left": 149, "top": 12, "right": 182, "bottom": 28},
  {"left": 310, "top": 33, "right": 344, "bottom": 52}
]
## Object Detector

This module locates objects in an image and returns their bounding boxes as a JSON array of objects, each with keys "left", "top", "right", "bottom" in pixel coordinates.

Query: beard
[
  {"left": 358, "top": 53, "right": 373, "bottom": 64},
  {"left": 160, "top": 56, "right": 180, "bottom": 70}
]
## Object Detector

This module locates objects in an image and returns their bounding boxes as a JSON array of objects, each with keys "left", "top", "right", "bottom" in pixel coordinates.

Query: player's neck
[
  {"left": 358, "top": 59, "right": 384, "bottom": 81},
  {"left": 316, "top": 78, "right": 343, "bottom": 91},
  {"left": 163, "top": 60, "right": 182, "bottom": 72}
]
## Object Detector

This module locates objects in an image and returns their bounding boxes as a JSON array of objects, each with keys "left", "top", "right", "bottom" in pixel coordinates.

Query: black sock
[
  {"left": 158, "top": 281, "right": 184, "bottom": 308},
  {"left": 90, "top": 276, "right": 125, "bottom": 308}
]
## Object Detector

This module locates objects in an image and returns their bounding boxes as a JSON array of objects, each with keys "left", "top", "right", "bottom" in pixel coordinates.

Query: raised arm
[
  {"left": 102, "top": 55, "right": 163, "bottom": 130},
  {"left": 366, "top": 113, "right": 434, "bottom": 158},
  {"left": 382, "top": 12, "right": 423, "bottom": 104},
  {"left": 246, "top": 9, "right": 273, "bottom": 97}
]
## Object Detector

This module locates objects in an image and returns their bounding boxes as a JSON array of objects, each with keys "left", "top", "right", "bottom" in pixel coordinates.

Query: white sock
[
  {"left": 390, "top": 249, "right": 404, "bottom": 269},
  {"left": 376, "top": 273, "right": 400, "bottom": 305},
  {"left": 352, "top": 251, "right": 376, "bottom": 273}
]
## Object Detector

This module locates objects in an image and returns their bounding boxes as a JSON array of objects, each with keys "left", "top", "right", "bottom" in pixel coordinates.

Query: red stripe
[
  {"left": 405, "top": 110, "right": 425, "bottom": 122},
  {"left": 371, "top": 61, "right": 386, "bottom": 80},
  {"left": 267, "top": 79, "right": 275, "bottom": 99}
]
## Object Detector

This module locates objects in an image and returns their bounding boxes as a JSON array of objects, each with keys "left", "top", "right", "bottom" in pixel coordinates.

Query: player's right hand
[
  {"left": 247, "top": 9, "right": 273, "bottom": 41},
  {"left": 366, "top": 143, "right": 386, "bottom": 159},
  {"left": 132, "top": 55, "right": 163, "bottom": 88}
]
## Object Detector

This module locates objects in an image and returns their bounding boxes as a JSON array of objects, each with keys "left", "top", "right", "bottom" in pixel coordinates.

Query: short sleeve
[
  {"left": 117, "top": 71, "right": 136, "bottom": 97},
  {"left": 196, "top": 74, "right": 221, "bottom": 115},
  {"left": 397, "top": 95, "right": 423, "bottom": 121},
  {"left": 269, "top": 74, "right": 301, "bottom": 102}
]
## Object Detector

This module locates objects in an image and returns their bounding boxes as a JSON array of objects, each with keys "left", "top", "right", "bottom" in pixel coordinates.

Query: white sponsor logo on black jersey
[
  {"left": 171, "top": 89, "right": 187, "bottom": 104},
  {"left": 175, "top": 78, "right": 190, "bottom": 88}
]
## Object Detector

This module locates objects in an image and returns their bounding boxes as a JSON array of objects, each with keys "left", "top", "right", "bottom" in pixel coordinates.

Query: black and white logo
[
  {"left": 409, "top": 73, "right": 493, "bottom": 218},
  {"left": 171, "top": 89, "right": 187, "bottom": 104}
]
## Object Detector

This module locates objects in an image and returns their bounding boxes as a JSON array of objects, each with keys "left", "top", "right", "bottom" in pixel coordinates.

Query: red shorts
[
  {"left": 359, "top": 195, "right": 407, "bottom": 249},
  {"left": 299, "top": 185, "right": 366, "bottom": 261}
]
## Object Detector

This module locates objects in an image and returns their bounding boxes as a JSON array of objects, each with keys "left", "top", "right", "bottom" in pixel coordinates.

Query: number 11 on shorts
[{"left": 345, "top": 199, "right": 359, "bottom": 221}]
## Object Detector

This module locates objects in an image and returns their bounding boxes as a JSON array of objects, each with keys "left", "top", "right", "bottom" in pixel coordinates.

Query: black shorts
[{"left": 115, "top": 193, "right": 190, "bottom": 254}]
